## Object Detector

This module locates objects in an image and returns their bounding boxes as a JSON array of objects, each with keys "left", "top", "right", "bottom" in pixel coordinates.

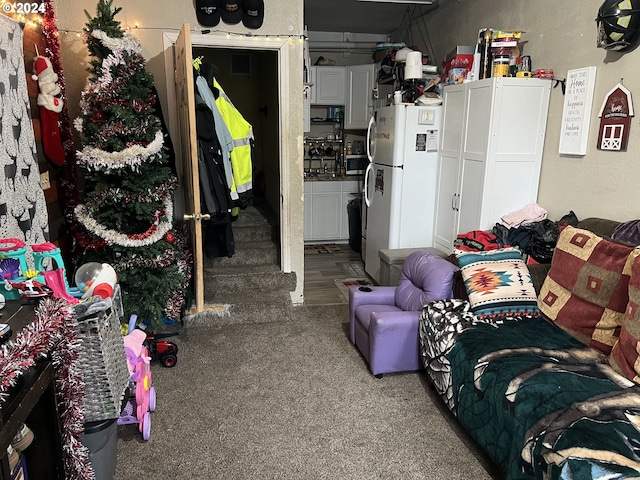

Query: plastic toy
[
  {"left": 144, "top": 331, "right": 179, "bottom": 368},
  {"left": 0, "top": 240, "right": 80, "bottom": 303},
  {"left": 118, "top": 316, "right": 156, "bottom": 440},
  {"left": 74, "top": 262, "right": 118, "bottom": 299}
]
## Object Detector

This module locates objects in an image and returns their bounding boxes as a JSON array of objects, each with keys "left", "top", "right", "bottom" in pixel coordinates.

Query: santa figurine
[{"left": 32, "top": 55, "right": 66, "bottom": 166}]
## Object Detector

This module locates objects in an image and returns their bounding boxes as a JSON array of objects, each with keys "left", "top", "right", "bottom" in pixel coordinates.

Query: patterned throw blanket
[{"left": 419, "top": 300, "right": 640, "bottom": 479}]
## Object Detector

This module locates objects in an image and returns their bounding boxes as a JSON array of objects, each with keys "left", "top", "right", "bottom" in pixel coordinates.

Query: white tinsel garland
[
  {"left": 74, "top": 196, "right": 173, "bottom": 247},
  {"left": 76, "top": 129, "right": 164, "bottom": 171},
  {"left": 91, "top": 29, "right": 141, "bottom": 54}
]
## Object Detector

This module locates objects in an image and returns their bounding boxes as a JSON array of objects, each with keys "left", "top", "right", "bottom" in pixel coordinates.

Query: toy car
[{"left": 144, "top": 332, "right": 178, "bottom": 368}]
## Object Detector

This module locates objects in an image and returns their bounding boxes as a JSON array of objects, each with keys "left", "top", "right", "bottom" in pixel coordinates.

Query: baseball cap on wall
[
  {"left": 196, "top": 0, "right": 221, "bottom": 27},
  {"left": 221, "top": 1, "right": 243, "bottom": 25},
  {"left": 242, "top": 0, "right": 264, "bottom": 29}
]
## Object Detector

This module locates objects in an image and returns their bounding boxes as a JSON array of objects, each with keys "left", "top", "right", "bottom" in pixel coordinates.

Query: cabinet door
[
  {"left": 345, "top": 64, "right": 376, "bottom": 130},
  {"left": 304, "top": 192, "right": 312, "bottom": 240},
  {"left": 314, "top": 66, "right": 346, "bottom": 105},
  {"left": 312, "top": 193, "right": 341, "bottom": 239},
  {"left": 434, "top": 84, "right": 466, "bottom": 253}
]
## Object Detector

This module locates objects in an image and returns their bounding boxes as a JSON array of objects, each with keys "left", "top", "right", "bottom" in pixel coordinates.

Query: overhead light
[{"left": 358, "top": 0, "right": 433, "bottom": 4}]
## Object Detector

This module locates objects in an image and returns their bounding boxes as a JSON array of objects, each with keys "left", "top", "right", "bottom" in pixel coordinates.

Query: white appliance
[{"left": 363, "top": 103, "right": 443, "bottom": 283}]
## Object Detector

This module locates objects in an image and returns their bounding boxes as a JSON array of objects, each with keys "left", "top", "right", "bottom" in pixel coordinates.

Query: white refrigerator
[{"left": 363, "top": 103, "right": 443, "bottom": 283}]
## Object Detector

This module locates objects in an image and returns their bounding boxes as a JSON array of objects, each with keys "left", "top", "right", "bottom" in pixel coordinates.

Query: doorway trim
[{"left": 162, "top": 30, "right": 292, "bottom": 273}]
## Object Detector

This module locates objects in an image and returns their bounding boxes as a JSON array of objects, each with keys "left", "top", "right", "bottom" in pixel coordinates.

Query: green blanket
[{"left": 421, "top": 301, "right": 640, "bottom": 479}]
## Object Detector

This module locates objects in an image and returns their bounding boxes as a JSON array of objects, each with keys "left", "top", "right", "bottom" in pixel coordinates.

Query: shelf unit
[{"left": 304, "top": 115, "right": 344, "bottom": 174}]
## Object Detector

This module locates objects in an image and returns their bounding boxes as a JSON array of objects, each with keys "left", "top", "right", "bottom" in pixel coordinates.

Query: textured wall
[
  {"left": 418, "top": 0, "right": 640, "bottom": 222},
  {"left": 53, "top": 0, "right": 306, "bottom": 302}
]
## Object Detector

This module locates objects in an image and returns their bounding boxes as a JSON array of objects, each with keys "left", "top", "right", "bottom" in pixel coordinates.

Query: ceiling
[{"left": 303, "top": 0, "right": 442, "bottom": 37}]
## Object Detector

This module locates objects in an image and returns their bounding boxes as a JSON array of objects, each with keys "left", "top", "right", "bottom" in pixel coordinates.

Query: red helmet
[{"left": 596, "top": 0, "right": 640, "bottom": 51}]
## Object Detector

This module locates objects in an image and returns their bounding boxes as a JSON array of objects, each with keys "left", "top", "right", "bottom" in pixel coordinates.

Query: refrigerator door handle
[
  {"left": 366, "top": 116, "right": 375, "bottom": 163},
  {"left": 364, "top": 163, "right": 373, "bottom": 207}
]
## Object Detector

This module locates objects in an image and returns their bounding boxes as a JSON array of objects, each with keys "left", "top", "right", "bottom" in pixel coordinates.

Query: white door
[{"left": 434, "top": 84, "right": 465, "bottom": 254}]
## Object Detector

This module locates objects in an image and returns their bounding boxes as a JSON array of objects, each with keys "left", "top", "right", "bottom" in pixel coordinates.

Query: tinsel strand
[{"left": 0, "top": 298, "right": 95, "bottom": 480}]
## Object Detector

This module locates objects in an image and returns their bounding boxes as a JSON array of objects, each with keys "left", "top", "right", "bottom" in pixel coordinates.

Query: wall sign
[
  {"left": 597, "top": 82, "right": 633, "bottom": 151},
  {"left": 559, "top": 66, "right": 597, "bottom": 156}
]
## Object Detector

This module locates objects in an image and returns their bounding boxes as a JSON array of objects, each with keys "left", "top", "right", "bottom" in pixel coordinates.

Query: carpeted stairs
[{"left": 184, "top": 198, "right": 297, "bottom": 327}]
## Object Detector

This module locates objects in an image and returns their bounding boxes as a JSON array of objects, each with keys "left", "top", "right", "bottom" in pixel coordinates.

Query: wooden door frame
[{"left": 162, "top": 28, "right": 293, "bottom": 310}]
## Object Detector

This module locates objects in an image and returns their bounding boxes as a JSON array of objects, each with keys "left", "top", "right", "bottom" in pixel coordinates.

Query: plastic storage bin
[{"left": 81, "top": 419, "right": 118, "bottom": 480}]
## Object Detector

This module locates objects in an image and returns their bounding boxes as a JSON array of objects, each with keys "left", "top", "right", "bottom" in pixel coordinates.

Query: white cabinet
[
  {"left": 433, "top": 77, "right": 551, "bottom": 254},
  {"left": 304, "top": 180, "right": 360, "bottom": 242},
  {"left": 345, "top": 64, "right": 377, "bottom": 130},
  {"left": 304, "top": 183, "right": 313, "bottom": 239},
  {"left": 311, "top": 66, "right": 345, "bottom": 105}
]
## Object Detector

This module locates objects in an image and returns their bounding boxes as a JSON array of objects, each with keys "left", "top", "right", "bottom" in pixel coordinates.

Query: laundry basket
[{"left": 73, "top": 285, "right": 129, "bottom": 422}]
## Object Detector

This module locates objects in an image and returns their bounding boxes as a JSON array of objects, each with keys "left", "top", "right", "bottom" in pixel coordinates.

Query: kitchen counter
[{"left": 304, "top": 173, "right": 363, "bottom": 182}]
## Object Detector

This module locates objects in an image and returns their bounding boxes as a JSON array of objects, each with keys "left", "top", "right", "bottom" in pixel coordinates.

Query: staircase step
[
  {"left": 204, "top": 240, "right": 278, "bottom": 267},
  {"left": 203, "top": 264, "right": 297, "bottom": 295},
  {"left": 232, "top": 203, "right": 277, "bottom": 243},
  {"left": 185, "top": 291, "right": 294, "bottom": 327},
  {"left": 233, "top": 222, "right": 273, "bottom": 243}
]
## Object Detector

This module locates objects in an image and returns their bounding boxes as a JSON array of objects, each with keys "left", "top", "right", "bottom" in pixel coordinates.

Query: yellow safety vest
[{"left": 213, "top": 79, "right": 253, "bottom": 204}]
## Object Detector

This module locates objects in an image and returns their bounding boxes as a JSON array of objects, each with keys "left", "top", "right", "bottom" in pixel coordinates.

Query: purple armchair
[{"left": 349, "top": 250, "right": 459, "bottom": 377}]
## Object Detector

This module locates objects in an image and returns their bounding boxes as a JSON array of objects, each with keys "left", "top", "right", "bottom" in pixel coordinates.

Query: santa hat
[{"left": 32, "top": 55, "right": 57, "bottom": 82}]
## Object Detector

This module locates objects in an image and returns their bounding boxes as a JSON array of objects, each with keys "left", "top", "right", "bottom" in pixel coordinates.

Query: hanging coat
[
  {"left": 194, "top": 89, "right": 235, "bottom": 258},
  {"left": 212, "top": 78, "right": 254, "bottom": 209}
]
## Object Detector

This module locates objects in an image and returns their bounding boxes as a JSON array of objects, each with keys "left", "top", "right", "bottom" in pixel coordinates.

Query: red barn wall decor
[{"left": 597, "top": 82, "right": 634, "bottom": 151}]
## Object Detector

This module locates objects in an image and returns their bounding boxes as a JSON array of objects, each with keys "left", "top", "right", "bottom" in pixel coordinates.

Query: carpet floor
[{"left": 113, "top": 305, "right": 498, "bottom": 479}]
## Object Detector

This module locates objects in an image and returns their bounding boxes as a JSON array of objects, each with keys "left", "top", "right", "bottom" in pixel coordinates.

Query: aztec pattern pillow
[
  {"left": 456, "top": 247, "right": 540, "bottom": 320},
  {"left": 609, "top": 255, "right": 640, "bottom": 383},
  {"left": 538, "top": 226, "right": 640, "bottom": 356}
]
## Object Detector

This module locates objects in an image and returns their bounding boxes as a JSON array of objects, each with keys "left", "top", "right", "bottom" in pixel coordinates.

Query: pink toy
[{"left": 118, "top": 315, "right": 156, "bottom": 440}]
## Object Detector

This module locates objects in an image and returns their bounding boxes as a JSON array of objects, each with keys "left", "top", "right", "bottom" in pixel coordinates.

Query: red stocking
[{"left": 39, "top": 105, "right": 65, "bottom": 166}]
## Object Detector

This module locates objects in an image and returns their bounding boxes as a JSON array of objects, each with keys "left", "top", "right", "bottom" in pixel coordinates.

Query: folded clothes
[{"left": 501, "top": 203, "right": 548, "bottom": 229}]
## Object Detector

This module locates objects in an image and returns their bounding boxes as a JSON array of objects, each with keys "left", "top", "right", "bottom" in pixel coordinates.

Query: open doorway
[
  {"left": 162, "top": 29, "right": 298, "bottom": 312},
  {"left": 191, "top": 47, "right": 280, "bottom": 227}
]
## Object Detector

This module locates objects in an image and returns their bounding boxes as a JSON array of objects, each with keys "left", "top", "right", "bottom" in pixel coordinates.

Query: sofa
[{"left": 419, "top": 218, "right": 640, "bottom": 479}]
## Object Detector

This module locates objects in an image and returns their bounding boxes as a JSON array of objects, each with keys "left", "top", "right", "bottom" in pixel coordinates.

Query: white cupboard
[
  {"left": 304, "top": 180, "right": 360, "bottom": 242},
  {"left": 433, "top": 77, "right": 552, "bottom": 254},
  {"left": 345, "top": 63, "right": 377, "bottom": 130},
  {"left": 310, "top": 66, "right": 346, "bottom": 105}
]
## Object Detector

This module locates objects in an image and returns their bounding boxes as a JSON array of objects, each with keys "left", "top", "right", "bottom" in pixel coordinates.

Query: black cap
[
  {"left": 243, "top": 0, "right": 264, "bottom": 29},
  {"left": 196, "top": 0, "right": 221, "bottom": 27},
  {"left": 221, "top": 1, "right": 243, "bottom": 25}
]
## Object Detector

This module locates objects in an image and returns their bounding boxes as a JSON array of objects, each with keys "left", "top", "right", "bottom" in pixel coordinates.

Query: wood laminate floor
[{"left": 303, "top": 243, "right": 368, "bottom": 306}]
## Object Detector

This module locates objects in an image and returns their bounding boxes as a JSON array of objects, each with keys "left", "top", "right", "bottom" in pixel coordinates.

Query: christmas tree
[{"left": 73, "top": 0, "right": 191, "bottom": 327}]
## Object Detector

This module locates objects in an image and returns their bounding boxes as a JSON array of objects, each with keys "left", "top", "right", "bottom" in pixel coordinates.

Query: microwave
[{"left": 345, "top": 155, "right": 368, "bottom": 175}]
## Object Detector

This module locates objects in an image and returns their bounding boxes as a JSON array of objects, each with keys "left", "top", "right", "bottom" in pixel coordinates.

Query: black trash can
[
  {"left": 81, "top": 419, "right": 118, "bottom": 480},
  {"left": 347, "top": 197, "right": 362, "bottom": 253}
]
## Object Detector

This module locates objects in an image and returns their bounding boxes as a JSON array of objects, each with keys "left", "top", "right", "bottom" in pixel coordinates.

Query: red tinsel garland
[
  {"left": 0, "top": 298, "right": 95, "bottom": 480},
  {"left": 42, "top": 0, "right": 84, "bottom": 242}
]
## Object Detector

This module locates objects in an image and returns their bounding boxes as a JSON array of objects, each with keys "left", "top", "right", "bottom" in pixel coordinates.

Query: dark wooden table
[{"left": 0, "top": 300, "right": 65, "bottom": 480}]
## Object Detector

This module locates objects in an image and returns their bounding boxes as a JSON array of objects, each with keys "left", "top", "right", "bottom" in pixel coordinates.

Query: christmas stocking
[
  {"left": 37, "top": 99, "right": 65, "bottom": 166},
  {"left": 32, "top": 56, "right": 66, "bottom": 166}
]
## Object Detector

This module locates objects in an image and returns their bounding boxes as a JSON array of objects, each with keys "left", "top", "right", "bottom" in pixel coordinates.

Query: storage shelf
[{"left": 304, "top": 139, "right": 343, "bottom": 144}]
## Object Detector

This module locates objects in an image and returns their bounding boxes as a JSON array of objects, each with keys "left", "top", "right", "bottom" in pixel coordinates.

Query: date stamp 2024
[{"left": 1, "top": 2, "right": 47, "bottom": 14}]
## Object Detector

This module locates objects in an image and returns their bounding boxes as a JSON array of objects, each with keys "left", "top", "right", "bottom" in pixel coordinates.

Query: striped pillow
[{"left": 456, "top": 247, "right": 540, "bottom": 320}]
